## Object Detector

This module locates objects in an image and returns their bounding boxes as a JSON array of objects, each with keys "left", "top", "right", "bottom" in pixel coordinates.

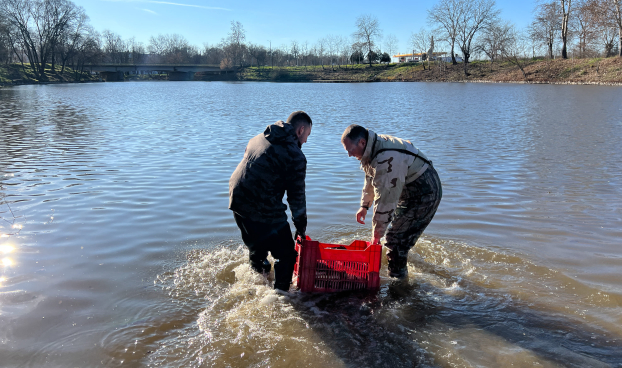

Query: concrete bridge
[{"left": 86, "top": 64, "right": 234, "bottom": 81}]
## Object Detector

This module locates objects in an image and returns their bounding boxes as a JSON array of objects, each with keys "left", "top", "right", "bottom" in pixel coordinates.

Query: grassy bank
[
  {"left": 237, "top": 57, "right": 622, "bottom": 85},
  {"left": 3, "top": 58, "right": 621, "bottom": 86},
  {"left": 0, "top": 63, "right": 97, "bottom": 86}
]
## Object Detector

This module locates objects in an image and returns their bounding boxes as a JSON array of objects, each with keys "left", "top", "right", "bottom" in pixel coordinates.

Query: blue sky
[{"left": 74, "top": 0, "right": 537, "bottom": 54}]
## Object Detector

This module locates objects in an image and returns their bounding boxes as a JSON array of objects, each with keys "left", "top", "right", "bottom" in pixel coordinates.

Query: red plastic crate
[{"left": 294, "top": 236, "right": 382, "bottom": 293}]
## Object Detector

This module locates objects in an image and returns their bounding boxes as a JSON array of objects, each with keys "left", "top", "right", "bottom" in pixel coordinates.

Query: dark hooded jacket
[{"left": 229, "top": 121, "right": 307, "bottom": 233}]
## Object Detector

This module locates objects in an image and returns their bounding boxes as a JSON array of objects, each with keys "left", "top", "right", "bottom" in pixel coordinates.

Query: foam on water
[{"left": 139, "top": 234, "right": 622, "bottom": 368}]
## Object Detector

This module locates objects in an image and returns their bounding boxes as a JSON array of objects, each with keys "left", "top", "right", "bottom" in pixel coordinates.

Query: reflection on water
[{"left": 0, "top": 82, "right": 621, "bottom": 367}]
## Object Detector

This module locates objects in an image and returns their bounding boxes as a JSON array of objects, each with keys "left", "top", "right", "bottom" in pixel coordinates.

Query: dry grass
[{"left": 237, "top": 58, "right": 622, "bottom": 85}]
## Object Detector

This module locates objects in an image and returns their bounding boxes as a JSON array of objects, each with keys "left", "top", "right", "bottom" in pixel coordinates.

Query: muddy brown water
[{"left": 1, "top": 81, "right": 621, "bottom": 367}]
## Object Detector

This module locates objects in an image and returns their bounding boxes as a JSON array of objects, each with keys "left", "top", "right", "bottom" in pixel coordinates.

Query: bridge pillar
[
  {"left": 100, "top": 71, "right": 124, "bottom": 82},
  {"left": 168, "top": 71, "right": 195, "bottom": 81}
]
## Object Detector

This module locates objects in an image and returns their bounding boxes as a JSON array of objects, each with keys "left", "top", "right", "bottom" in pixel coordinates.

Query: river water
[{"left": 0, "top": 81, "right": 621, "bottom": 367}]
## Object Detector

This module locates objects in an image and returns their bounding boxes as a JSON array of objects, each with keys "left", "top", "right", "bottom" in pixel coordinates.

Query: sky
[{"left": 73, "top": 0, "right": 538, "bottom": 55}]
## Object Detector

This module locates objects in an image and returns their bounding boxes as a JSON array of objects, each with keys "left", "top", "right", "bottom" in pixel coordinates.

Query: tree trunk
[
  {"left": 51, "top": 46, "right": 56, "bottom": 72},
  {"left": 518, "top": 62, "right": 527, "bottom": 80},
  {"left": 463, "top": 53, "right": 470, "bottom": 76},
  {"left": 451, "top": 43, "right": 457, "bottom": 65},
  {"left": 560, "top": 0, "right": 571, "bottom": 59},
  {"left": 61, "top": 52, "right": 69, "bottom": 75}
]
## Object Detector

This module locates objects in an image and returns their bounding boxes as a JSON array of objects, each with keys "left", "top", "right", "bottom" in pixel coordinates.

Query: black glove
[
  {"left": 294, "top": 230, "right": 305, "bottom": 243},
  {"left": 293, "top": 215, "right": 307, "bottom": 243}
]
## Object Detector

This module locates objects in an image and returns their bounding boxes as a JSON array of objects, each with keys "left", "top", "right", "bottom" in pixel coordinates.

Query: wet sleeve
[
  {"left": 360, "top": 174, "right": 374, "bottom": 209},
  {"left": 371, "top": 152, "right": 409, "bottom": 240},
  {"left": 286, "top": 152, "right": 307, "bottom": 234}
]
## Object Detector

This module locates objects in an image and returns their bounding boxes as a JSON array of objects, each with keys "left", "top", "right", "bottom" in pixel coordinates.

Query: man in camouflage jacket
[
  {"left": 229, "top": 111, "right": 312, "bottom": 291},
  {"left": 341, "top": 124, "right": 442, "bottom": 278}
]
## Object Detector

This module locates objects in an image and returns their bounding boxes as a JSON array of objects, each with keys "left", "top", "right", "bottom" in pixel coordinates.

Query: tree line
[{"left": 1, "top": 0, "right": 621, "bottom": 80}]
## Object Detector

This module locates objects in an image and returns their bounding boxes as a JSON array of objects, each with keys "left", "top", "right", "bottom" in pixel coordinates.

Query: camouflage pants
[{"left": 384, "top": 166, "right": 442, "bottom": 276}]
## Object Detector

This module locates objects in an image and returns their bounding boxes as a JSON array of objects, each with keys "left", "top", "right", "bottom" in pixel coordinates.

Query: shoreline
[
  {"left": 235, "top": 57, "right": 622, "bottom": 85},
  {"left": 3, "top": 58, "right": 621, "bottom": 87},
  {"left": 3, "top": 79, "right": 622, "bottom": 87}
]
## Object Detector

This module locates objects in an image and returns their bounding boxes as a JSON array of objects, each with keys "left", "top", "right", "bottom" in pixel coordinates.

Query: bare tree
[
  {"left": 456, "top": 0, "right": 500, "bottom": 75},
  {"left": 279, "top": 43, "right": 289, "bottom": 66},
  {"left": 103, "top": 30, "right": 128, "bottom": 63},
  {"left": 353, "top": 14, "right": 382, "bottom": 67},
  {"left": 290, "top": 40, "right": 299, "bottom": 66},
  {"left": 596, "top": 0, "right": 619, "bottom": 56},
  {"left": 612, "top": 0, "right": 622, "bottom": 56},
  {"left": 573, "top": 0, "right": 599, "bottom": 57},
  {"left": 338, "top": 36, "right": 350, "bottom": 67},
  {"left": 56, "top": 6, "right": 89, "bottom": 73},
  {"left": 315, "top": 37, "right": 326, "bottom": 69},
  {"left": 560, "top": 0, "right": 573, "bottom": 58},
  {"left": 0, "top": 10, "right": 12, "bottom": 64},
  {"left": 411, "top": 28, "right": 432, "bottom": 69},
  {"left": 326, "top": 34, "right": 339, "bottom": 70},
  {"left": 202, "top": 43, "right": 223, "bottom": 65},
  {"left": 384, "top": 34, "right": 398, "bottom": 63},
  {"left": 72, "top": 29, "right": 100, "bottom": 80},
  {"left": 163, "top": 34, "right": 192, "bottom": 63},
  {"left": 500, "top": 26, "right": 530, "bottom": 80},
  {"left": 3, "top": 16, "right": 29, "bottom": 70},
  {"left": 301, "top": 40, "right": 309, "bottom": 69},
  {"left": 1, "top": 0, "right": 84, "bottom": 80},
  {"left": 351, "top": 41, "right": 364, "bottom": 65},
  {"left": 478, "top": 21, "right": 513, "bottom": 70},
  {"left": 530, "top": 1, "right": 562, "bottom": 59},
  {"left": 226, "top": 20, "right": 245, "bottom": 67},
  {"left": 428, "top": 0, "right": 463, "bottom": 64},
  {"left": 248, "top": 43, "right": 266, "bottom": 68},
  {"left": 126, "top": 37, "right": 145, "bottom": 64}
]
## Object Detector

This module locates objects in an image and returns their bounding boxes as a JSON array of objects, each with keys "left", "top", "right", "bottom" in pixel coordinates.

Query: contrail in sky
[{"left": 103, "top": 0, "right": 230, "bottom": 11}]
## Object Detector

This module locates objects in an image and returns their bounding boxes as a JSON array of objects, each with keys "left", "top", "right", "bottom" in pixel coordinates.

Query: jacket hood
[
  {"left": 360, "top": 129, "right": 377, "bottom": 166},
  {"left": 264, "top": 120, "right": 298, "bottom": 145}
]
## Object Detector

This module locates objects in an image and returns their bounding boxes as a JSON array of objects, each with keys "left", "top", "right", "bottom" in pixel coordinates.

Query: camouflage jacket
[
  {"left": 360, "top": 130, "right": 431, "bottom": 239},
  {"left": 229, "top": 121, "right": 307, "bottom": 232}
]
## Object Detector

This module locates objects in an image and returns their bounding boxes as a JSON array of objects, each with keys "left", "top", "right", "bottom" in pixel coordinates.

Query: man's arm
[
  {"left": 360, "top": 174, "right": 374, "bottom": 210},
  {"left": 356, "top": 174, "right": 375, "bottom": 224},
  {"left": 286, "top": 153, "right": 307, "bottom": 239}
]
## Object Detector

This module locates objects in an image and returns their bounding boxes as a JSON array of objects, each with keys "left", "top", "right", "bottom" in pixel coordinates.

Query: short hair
[
  {"left": 341, "top": 124, "right": 368, "bottom": 143},
  {"left": 286, "top": 111, "right": 312, "bottom": 129}
]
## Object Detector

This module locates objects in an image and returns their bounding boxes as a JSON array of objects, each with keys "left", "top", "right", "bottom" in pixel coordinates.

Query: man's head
[
  {"left": 341, "top": 124, "right": 368, "bottom": 160},
  {"left": 286, "top": 111, "right": 312, "bottom": 146}
]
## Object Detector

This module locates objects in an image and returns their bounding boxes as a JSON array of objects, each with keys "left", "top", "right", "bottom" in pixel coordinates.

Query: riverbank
[
  {"left": 0, "top": 63, "right": 97, "bottom": 86},
  {"left": 3, "top": 58, "right": 621, "bottom": 86},
  {"left": 236, "top": 57, "right": 622, "bottom": 85}
]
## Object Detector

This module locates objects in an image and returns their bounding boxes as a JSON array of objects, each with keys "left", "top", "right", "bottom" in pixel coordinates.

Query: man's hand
[
  {"left": 371, "top": 235, "right": 381, "bottom": 245},
  {"left": 294, "top": 230, "right": 305, "bottom": 243},
  {"left": 356, "top": 207, "right": 368, "bottom": 224},
  {"left": 293, "top": 215, "right": 307, "bottom": 243}
]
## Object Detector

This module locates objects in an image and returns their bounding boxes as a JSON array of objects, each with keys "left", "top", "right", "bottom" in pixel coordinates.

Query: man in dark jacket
[{"left": 229, "top": 111, "right": 312, "bottom": 291}]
